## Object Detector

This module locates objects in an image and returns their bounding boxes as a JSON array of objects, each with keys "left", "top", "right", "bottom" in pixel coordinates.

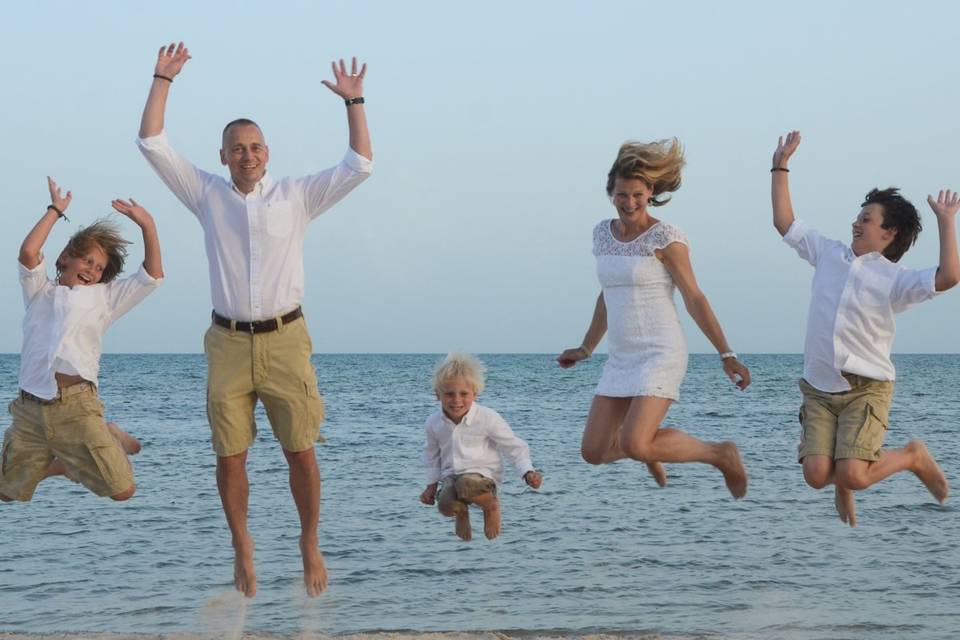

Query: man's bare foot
[
  {"left": 646, "top": 462, "right": 667, "bottom": 487},
  {"left": 300, "top": 537, "right": 328, "bottom": 596},
  {"left": 481, "top": 498, "right": 502, "bottom": 540},
  {"left": 908, "top": 440, "right": 949, "bottom": 503},
  {"left": 233, "top": 535, "right": 256, "bottom": 598},
  {"left": 835, "top": 486, "right": 857, "bottom": 527},
  {"left": 107, "top": 422, "right": 142, "bottom": 455},
  {"left": 716, "top": 442, "right": 748, "bottom": 499},
  {"left": 454, "top": 508, "right": 472, "bottom": 541}
]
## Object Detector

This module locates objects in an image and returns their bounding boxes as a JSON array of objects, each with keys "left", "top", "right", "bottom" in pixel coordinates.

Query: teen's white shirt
[
  {"left": 422, "top": 402, "right": 535, "bottom": 484},
  {"left": 19, "top": 259, "right": 162, "bottom": 399},
  {"left": 784, "top": 220, "right": 938, "bottom": 392},
  {"left": 137, "top": 131, "right": 372, "bottom": 322}
]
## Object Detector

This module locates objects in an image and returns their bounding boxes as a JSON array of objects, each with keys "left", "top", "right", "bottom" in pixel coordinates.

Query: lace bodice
[{"left": 593, "top": 220, "right": 689, "bottom": 257}]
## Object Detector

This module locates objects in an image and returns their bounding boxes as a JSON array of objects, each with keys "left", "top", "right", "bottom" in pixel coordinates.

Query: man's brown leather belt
[{"left": 212, "top": 307, "right": 303, "bottom": 334}]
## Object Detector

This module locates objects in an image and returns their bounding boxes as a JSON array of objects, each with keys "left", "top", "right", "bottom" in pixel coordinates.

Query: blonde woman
[{"left": 558, "top": 139, "right": 750, "bottom": 498}]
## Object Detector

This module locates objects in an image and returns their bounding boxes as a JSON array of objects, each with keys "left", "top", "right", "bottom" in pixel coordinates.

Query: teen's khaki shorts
[
  {"left": 797, "top": 375, "right": 893, "bottom": 462},
  {"left": 0, "top": 384, "right": 133, "bottom": 501}
]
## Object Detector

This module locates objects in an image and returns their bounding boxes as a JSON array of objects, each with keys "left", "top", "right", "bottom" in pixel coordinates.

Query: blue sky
[{"left": 3, "top": 0, "right": 960, "bottom": 353}]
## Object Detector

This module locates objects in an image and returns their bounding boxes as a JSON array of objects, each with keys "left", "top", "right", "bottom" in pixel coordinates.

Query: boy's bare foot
[
  {"left": 454, "top": 508, "right": 472, "bottom": 541},
  {"left": 646, "top": 462, "right": 667, "bottom": 487},
  {"left": 907, "top": 440, "right": 949, "bottom": 503},
  {"left": 835, "top": 486, "right": 857, "bottom": 527},
  {"left": 107, "top": 422, "right": 142, "bottom": 455},
  {"left": 300, "top": 536, "right": 328, "bottom": 596},
  {"left": 233, "top": 535, "right": 256, "bottom": 598},
  {"left": 481, "top": 498, "right": 501, "bottom": 540},
  {"left": 717, "top": 442, "right": 748, "bottom": 499}
]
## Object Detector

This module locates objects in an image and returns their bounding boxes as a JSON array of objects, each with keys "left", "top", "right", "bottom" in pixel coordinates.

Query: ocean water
[{"left": 0, "top": 353, "right": 958, "bottom": 640}]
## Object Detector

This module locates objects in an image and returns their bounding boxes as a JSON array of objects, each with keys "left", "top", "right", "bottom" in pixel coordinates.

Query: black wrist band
[
  {"left": 47, "top": 204, "right": 69, "bottom": 222},
  {"left": 770, "top": 167, "right": 789, "bottom": 172},
  {"left": 153, "top": 73, "right": 173, "bottom": 83},
  {"left": 344, "top": 96, "right": 365, "bottom": 106}
]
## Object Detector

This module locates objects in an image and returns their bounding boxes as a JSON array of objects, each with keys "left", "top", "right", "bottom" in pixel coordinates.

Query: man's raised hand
[{"left": 321, "top": 57, "right": 367, "bottom": 100}]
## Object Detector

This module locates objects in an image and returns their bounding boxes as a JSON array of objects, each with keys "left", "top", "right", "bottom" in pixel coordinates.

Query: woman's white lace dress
[{"left": 593, "top": 219, "right": 689, "bottom": 400}]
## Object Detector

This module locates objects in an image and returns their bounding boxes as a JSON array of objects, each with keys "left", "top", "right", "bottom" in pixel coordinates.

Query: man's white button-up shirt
[
  {"left": 784, "top": 220, "right": 938, "bottom": 392},
  {"left": 137, "top": 131, "right": 372, "bottom": 321},
  {"left": 19, "top": 259, "right": 162, "bottom": 399},
  {"left": 422, "top": 403, "right": 535, "bottom": 485}
]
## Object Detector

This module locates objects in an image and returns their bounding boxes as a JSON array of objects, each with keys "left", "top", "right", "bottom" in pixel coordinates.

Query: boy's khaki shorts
[
  {"left": 204, "top": 315, "right": 325, "bottom": 457},
  {"left": 797, "top": 375, "right": 894, "bottom": 463},
  {"left": 437, "top": 473, "right": 497, "bottom": 513},
  {"left": 0, "top": 384, "right": 133, "bottom": 501}
]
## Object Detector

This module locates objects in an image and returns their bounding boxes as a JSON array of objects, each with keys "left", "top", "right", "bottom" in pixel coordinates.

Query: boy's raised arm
[
  {"left": 771, "top": 131, "right": 801, "bottom": 237},
  {"left": 927, "top": 189, "right": 960, "bottom": 292},
  {"left": 139, "top": 42, "right": 191, "bottom": 139},
  {"left": 111, "top": 199, "right": 163, "bottom": 280},
  {"left": 20, "top": 177, "right": 72, "bottom": 268}
]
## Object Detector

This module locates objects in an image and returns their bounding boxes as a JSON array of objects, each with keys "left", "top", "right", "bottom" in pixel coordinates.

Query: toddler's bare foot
[
  {"left": 233, "top": 535, "right": 256, "bottom": 598},
  {"left": 481, "top": 498, "right": 502, "bottom": 540},
  {"left": 908, "top": 440, "right": 949, "bottom": 504},
  {"left": 646, "top": 462, "right": 667, "bottom": 487},
  {"left": 717, "top": 442, "right": 748, "bottom": 499},
  {"left": 107, "top": 422, "right": 142, "bottom": 455},
  {"left": 834, "top": 486, "right": 857, "bottom": 528},
  {"left": 300, "top": 536, "right": 328, "bottom": 596},
  {"left": 454, "top": 508, "right": 472, "bottom": 541}
]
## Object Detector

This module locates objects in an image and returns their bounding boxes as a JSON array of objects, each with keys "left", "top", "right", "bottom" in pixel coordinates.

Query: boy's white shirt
[
  {"left": 422, "top": 402, "right": 535, "bottom": 485},
  {"left": 18, "top": 259, "right": 162, "bottom": 399},
  {"left": 784, "top": 220, "right": 938, "bottom": 392}
]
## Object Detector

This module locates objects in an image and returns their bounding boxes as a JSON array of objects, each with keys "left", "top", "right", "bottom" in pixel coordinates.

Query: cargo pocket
[
  {"left": 305, "top": 382, "right": 326, "bottom": 443},
  {"left": 852, "top": 403, "right": 888, "bottom": 456},
  {"left": 84, "top": 443, "right": 133, "bottom": 497}
]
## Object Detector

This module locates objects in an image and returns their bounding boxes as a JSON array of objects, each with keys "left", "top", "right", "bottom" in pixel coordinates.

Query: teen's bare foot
[
  {"left": 908, "top": 440, "right": 949, "bottom": 503},
  {"left": 646, "top": 462, "right": 667, "bottom": 487},
  {"left": 454, "top": 508, "right": 472, "bottom": 541},
  {"left": 300, "top": 536, "right": 328, "bottom": 596},
  {"left": 233, "top": 535, "right": 256, "bottom": 598},
  {"left": 717, "top": 442, "right": 748, "bottom": 499},
  {"left": 835, "top": 486, "right": 857, "bottom": 528},
  {"left": 107, "top": 422, "right": 142, "bottom": 455}
]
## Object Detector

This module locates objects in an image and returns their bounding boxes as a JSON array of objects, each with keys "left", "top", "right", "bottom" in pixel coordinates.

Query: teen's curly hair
[
  {"left": 56, "top": 218, "right": 130, "bottom": 284},
  {"left": 862, "top": 187, "right": 922, "bottom": 263},
  {"left": 606, "top": 138, "right": 686, "bottom": 207}
]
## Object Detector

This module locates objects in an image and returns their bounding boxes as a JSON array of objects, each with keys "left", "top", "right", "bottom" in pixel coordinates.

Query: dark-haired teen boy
[{"left": 771, "top": 131, "right": 958, "bottom": 527}]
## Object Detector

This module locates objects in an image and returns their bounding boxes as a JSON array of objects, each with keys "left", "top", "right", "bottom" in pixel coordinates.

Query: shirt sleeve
[
  {"left": 19, "top": 259, "right": 50, "bottom": 306},
  {"left": 136, "top": 131, "right": 212, "bottom": 219},
  {"left": 104, "top": 264, "right": 163, "bottom": 323},
  {"left": 486, "top": 412, "right": 535, "bottom": 479},
  {"left": 655, "top": 223, "right": 689, "bottom": 250},
  {"left": 297, "top": 148, "right": 373, "bottom": 220},
  {"left": 890, "top": 266, "right": 939, "bottom": 313},
  {"left": 422, "top": 420, "right": 442, "bottom": 484},
  {"left": 782, "top": 219, "right": 823, "bottom": 266}
]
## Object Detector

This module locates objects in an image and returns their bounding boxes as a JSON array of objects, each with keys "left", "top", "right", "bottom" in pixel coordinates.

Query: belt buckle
[{"left": 248, "top": 320, "right": 256, "bottom": 335}]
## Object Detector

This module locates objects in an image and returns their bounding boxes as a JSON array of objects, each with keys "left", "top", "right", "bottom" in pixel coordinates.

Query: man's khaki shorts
[
  {"left": 797, "top": 375, "right": 894, "bottom": 463},
  {"left": 0, "top": 384, "right": 133, "bottom": 501},
  {"left": 204, "top": 315, "right": 325, "bottom": 457},
  {"left": 437, "top": 473, "right": 497, "bottom": 513}
]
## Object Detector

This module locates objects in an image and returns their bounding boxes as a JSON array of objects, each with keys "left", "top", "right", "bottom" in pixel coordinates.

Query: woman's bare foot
[
  {"left": 233, "top": 535, "right": 256, "bottom": 598},
  {"left": 907, "top": 440, "right": 949, "bottom": 503},
  {"left": 300, "top": 536, "right": 328, "bottom": 596},
  {"left": 834, "top": 486, "right": 857, "bottom": 527},
  {"left": 716, "top": 442, "right": 748, "bottom": 499},
  {"left": 454, "top": 508, "right": 472, "bottom": 541},
  {"left": 646, "top": 462, "right": 667, "bottom": 487},
  {"left": 107, "top": 422, "right": 142, "bottom": 455}
]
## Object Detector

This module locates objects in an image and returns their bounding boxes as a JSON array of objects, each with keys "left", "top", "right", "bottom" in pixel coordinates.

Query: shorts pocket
[
  {"left": 852, "top": 403, "right": 888, "bottom": 453},
  {"left": 84, "top": 443, "right": 132, "bottom": 497}
]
